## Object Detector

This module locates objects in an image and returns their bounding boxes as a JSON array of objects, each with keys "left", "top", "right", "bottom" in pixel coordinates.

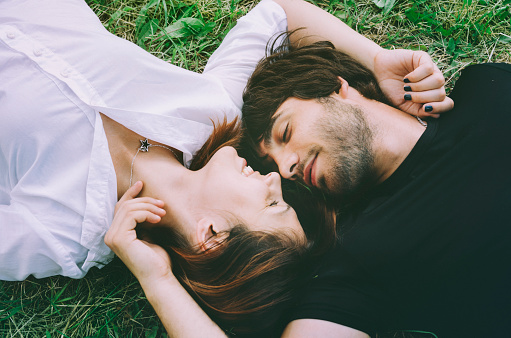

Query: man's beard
[{"left": 315, "top": 97, "right": 376, "bottom": 203}]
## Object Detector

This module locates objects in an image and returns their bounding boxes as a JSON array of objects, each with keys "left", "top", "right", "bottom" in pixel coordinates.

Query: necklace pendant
[{"left": 139, "top": 139, "right": 151, "bottom": 152}]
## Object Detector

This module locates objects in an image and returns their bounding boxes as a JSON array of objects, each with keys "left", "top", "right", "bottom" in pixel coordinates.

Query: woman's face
[{"left": 196, "top": 146, "right": 305, "bottom": 243}]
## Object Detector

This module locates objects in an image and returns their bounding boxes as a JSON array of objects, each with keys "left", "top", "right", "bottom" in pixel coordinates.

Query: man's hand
[
  {"left": 373, "top": 49, "right": 454, "bottom": 118},
  {"left": 104, "top": 181, "right": 173, "bottom": 284}
]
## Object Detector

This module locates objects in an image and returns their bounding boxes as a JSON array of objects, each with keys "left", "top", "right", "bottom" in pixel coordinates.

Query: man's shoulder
[{"left": 451, "top": 63, "right": 511, "bottom": 100}]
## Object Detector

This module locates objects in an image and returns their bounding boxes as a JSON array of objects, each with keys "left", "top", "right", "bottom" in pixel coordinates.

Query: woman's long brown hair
[{"left": 145, "top": 117, "right": 335, "bottom": 335}]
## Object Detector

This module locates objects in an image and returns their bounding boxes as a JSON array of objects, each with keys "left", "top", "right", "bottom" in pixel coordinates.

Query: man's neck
[{"left": 362, "top": 100, "right": 427, "bottom": 184}]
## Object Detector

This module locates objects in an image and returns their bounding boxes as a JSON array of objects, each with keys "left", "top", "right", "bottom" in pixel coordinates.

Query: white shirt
[{"left": 0, "top": 0, "right": 287, "bottom": 281}]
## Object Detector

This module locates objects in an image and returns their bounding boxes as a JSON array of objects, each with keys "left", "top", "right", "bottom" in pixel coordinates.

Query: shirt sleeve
[
  {"left": 0, "top": 203, "right": 85, "bottom": 281},
  {"left": 203, "top": 0, "right": 288, "bottom": 109}
]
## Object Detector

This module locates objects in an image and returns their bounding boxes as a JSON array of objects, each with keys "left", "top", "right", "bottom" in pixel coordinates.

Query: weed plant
[{"left": 1, "top": 0, "right": 509, "bottom": 337}]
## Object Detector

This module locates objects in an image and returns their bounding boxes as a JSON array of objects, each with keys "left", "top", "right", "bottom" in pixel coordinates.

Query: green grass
[{"left": 1, "top": 0, "right": 509, "bottom": 337}]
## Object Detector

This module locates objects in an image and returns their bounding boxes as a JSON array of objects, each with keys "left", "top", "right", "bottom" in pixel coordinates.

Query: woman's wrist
[{"left": 140, "top": 272, "right": 180, "bottom": 299}]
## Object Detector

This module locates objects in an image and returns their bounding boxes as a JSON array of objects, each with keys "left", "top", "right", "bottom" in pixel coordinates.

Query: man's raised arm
[{"left": 274, "top": 0, "right": 454, "bottom": 117}]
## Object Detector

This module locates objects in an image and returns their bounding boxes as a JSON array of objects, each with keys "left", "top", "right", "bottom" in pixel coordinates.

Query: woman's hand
[
  {"left": 104, "top": 181, "right": 173, "bottom": 284},
  {"left": 373, "top": 49, "right": 455, "bottom": 118}
]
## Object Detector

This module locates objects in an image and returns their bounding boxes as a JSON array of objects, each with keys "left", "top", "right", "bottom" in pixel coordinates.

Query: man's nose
[{"left": 277, "top": 151, "right": 299, "bottom": 180}]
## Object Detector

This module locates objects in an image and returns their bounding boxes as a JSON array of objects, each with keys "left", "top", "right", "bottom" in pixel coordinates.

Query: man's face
[{"left": 258, "top": 96, "right": 375, "bottom": 200}]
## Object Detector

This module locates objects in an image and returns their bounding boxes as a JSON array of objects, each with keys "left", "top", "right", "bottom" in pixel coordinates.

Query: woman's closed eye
[{"left": 268, "top": 200, "right": 279, "bottom": 207}]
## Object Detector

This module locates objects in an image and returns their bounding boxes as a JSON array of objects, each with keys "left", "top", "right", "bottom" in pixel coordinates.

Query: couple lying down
[{"left": 4, "top": 0, "right": 510, "bottom": 336}]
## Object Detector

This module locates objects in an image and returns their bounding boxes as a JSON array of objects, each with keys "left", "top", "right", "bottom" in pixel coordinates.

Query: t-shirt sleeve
[
  {"left": 202, "top": 0, "right": 288, "bottom": 109},
  {"left": 288, "top": 252, "right": 384, "bottom": 336}
]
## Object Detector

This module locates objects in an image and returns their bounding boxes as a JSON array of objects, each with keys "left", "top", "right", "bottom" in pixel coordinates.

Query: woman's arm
[
  {"left": 273, "top": 0, "right": 454, "bottom": 117},
  {"left": 105, "top": 182, "right": 227, "bottom": 338}
]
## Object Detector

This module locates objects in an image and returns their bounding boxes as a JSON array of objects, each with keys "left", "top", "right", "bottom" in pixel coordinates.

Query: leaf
[
  {"left": 137, "top": 19, "right": 159, "bottom": 48},
  {"left": 135, "top": 0, "right": 160, "bottom": 36},
  {"left": 405, "top": 8, "right": 420, "bottom": 23},
  {"left": 372, "top": 0, "right": 397, "bottom": 14},
  {"left": 373, "top": 0, "right": 386, "bottom": 8},
  {"left": 498, "top": 34, "right": 511, "bottom": 44},
  {"left": 145, "top": 325, "right": 159, "bottom": 338},
  {"left": 164, "top": 18, "right": 213, "bottom": 38},
  {"left": 447, "top": 38, "right": 457, "bottom": 54}
]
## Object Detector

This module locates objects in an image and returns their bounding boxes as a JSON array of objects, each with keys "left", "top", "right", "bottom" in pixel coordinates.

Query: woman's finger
[
  {"left": 129, "top": 210, "right": 163, "bottom": 224},
  {"left": 118, "top": 181, "right": 144, "bottom": 203},
  {"left": 120, "top": 197, "right": 165, "bottom": 209},
  {"left": 403, "top": 88, "right": 446, "bottom": 105},
  {"left": 419, "top": 97, "right": 455, "bottom": 117},
  {"left": 108, "top": 207, "right": 163, "bottom": 238},
  {"left": 119, "top": 201, "right": 166, "bottom": 218},
  {"left": 403, "top": 72, "right": 445, "bottom": 92},
  {"left": 404, "top": 59, "right": 441, "bottom": 84}
]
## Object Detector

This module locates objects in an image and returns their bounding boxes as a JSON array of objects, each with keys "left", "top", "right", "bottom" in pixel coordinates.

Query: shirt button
[
  {"left": 33, "top": 48, "right": 43, "bottom": 57},
  {"left": 6, "top": 31, "right": 16, "bottom": 39}
]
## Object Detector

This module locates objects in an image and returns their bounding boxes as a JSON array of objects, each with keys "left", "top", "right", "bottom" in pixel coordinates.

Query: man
[{"left": 241, "top": 37, "right": 511, "bottom": 337}]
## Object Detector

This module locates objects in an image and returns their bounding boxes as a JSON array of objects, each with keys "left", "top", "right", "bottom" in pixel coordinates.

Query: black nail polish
[
  {"left": 404, "top": 94, "right": 412, "bottom": 101},
  {"left": 404, "top": 86, "right": 412, "bottom": 92},
  {"left": 425, "top": 105, "right": 433, "bottom": 112},
  {"left": 404, "top": 78, "right": 411, "bottom": 83}
]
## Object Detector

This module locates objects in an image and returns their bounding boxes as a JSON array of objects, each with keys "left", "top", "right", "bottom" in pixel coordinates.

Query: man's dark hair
[{"left": 241, "top": 36, "right": 390, "bottom": 154}]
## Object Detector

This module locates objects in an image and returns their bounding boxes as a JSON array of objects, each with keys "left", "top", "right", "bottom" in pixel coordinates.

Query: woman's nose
[{"left": 264, "top": 172, "right": 281, "bottom": 188}]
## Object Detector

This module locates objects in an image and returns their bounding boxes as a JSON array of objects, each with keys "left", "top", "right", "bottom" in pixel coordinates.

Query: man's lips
[{"left": 303, "top": 154, "right": 318, "bottom": 188}]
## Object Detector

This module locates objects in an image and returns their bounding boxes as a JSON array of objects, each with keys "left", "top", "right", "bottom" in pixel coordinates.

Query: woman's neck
[{"left": 100, "top": 113, "right": 184, "bottom": 199}]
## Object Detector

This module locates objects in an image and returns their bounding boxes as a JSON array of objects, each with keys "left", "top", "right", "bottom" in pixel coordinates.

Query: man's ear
[
  {"left": 333, "top": 76, "right": 350, "bottom": 99},
  {"left": 196, "top": 218, "right": 223, "bottom": 251}
]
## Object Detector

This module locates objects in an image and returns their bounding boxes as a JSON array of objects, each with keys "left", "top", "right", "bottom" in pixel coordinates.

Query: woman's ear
[{"left": 196, "top": 218, "right": 224, "bottom": 251}]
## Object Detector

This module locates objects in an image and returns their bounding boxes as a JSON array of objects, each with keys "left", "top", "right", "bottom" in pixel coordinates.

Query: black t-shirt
[{"left": 289, "top": 64, "right": 511, "bottom": 337}]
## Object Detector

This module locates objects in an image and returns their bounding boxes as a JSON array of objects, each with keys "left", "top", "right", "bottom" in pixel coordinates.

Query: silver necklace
[
  {"left": 415, "top": 115, "right": 427, "bottom": 128},
  {"left": 129, "top": 139, "right": 179, "bottom": 187}
]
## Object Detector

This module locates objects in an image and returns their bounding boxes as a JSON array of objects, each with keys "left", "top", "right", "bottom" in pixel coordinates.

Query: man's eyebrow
[{"left": 262, "top": 111, "right": 284, "bottom": 147}]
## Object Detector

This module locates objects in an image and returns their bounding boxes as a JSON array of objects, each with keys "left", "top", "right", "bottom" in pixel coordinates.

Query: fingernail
[
  {"left": 404, "top": 86, "right": 412, "bottom": 92},
  {"left": 404, "top": 78, "right": 411, "bottom": 83},
  {"left": 404, "top": 94, "right": 412, "bottom": 101},
  {"left": 425, "top": 105, "right": 433, "bottom": 112}
]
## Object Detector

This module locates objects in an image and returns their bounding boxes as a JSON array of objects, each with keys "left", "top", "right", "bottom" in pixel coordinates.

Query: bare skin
[{"left": 101, "top": 113, "right": 183, "bottom": 200}]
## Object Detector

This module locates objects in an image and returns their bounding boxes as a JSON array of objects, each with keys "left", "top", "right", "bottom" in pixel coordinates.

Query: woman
[
  {"left": 0, "top": 0, "right": 296, "bottom": 281},
  {"left": 1, "top": 0, "right": 450, "bottom": 335}
]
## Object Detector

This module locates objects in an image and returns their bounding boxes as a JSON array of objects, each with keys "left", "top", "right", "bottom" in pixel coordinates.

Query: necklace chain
[
  {"left": 129, "top": 139, "right": 179, "bottom": 187},
  {"left": 415, "top": 115, "right": 427, "bottom": 128}
]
